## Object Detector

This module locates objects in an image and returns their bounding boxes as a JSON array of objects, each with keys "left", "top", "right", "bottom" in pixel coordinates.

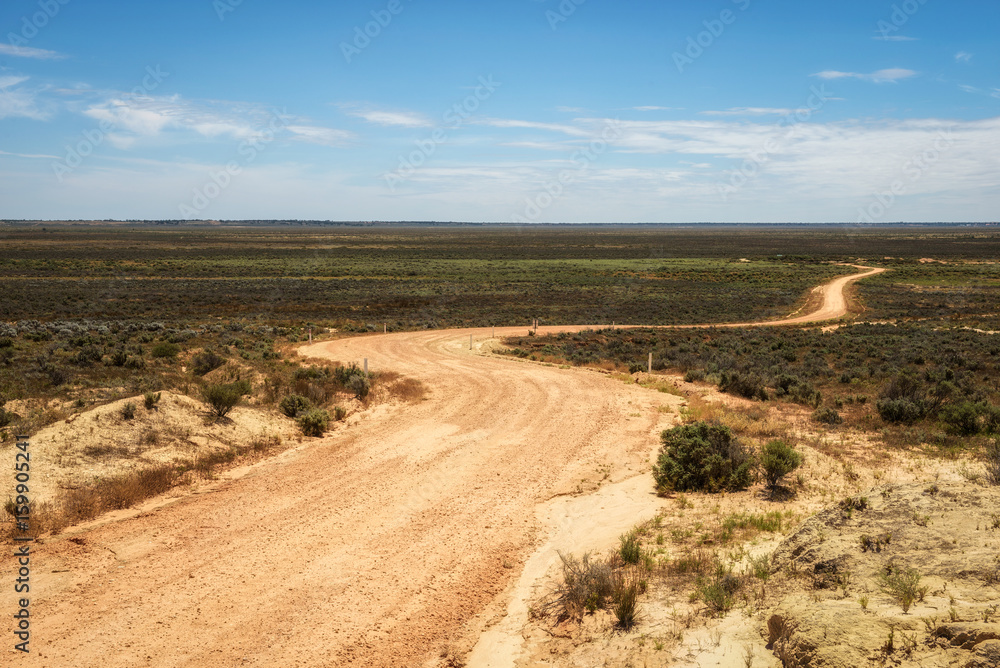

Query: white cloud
[
  {"left": 813, "top": 68, "right": 917, "bottom": 83},
  {"left": 476, "top": 118, "right": 592, "bottom": 137},
  {"left": 345, "top": 109, "right": 431, "bottom": 128},
  {"left": 0, "top": 43, "right": 66, "bottom": 60},
  {"left": 701, "top": 107, "right": 809, "bottom": 117},
  {"left": 555, "top": 106, "right": 587, "bottom": 113},
  {"left": 0, "top": 75, "right": 30, "bottom": 90},
  {"left": 287, "top": 125, "right": 353, "bottom": 147},
  {"left": 872, "top": 35, "right": 917, "bottom": 42},
  {"left": 0, "top": 77, "right": 50, "bottom": 121},
  {"left": 0, "top": 149, "right": 60, "bottom": 159},
  {"left": 81, "top": 95, "right": 291, "bottom": 142},
  {"left": 632, "top": 106, "right": 681, "bottom": 112},
  {"left": 955, "top": 52, "right": 973, "bottom": 63},
  {"left": 959, "top": 84, "right": 980, "bottom": 94}
]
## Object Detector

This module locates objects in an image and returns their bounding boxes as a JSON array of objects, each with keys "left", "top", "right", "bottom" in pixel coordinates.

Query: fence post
[
  {"left": 364, "top": 358, "right": 368, "bottom": 376},
  {"left": 470, "top": 333, "right": 473, "bottom": 350},
  {"left": 648, "top": 352, "right": 653, "bottom": 374}
]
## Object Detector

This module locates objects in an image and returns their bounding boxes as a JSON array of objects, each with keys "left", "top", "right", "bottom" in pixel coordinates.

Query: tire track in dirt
[{"left": 2, "top": 266, "right": 882, "bottom": 667}]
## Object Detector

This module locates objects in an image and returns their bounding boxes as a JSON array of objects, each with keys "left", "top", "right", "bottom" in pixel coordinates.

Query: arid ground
[{"left": 0, "top": 264, "right": 926, "bottom": 667}]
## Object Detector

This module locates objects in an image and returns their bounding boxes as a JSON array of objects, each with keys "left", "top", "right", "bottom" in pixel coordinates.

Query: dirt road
[{"left": 4, "top": 266, "right": 881, "bottom": 667}]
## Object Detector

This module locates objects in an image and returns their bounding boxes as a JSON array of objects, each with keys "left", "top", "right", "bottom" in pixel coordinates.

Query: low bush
[
  {"left": 190, "top": 349, "right": 226, "bottom": 376},
  {"left": 332, "top": 405, "right": 347, "bottom": 421},
  {"left": 348, "top": 374, "right": 371, "bottom": 400},
  {"left": 201, "top": 379, "right": 251, "bottom": 419},
  {"left": 653, "top": 422, "right": 755, "bottom": 493},
  {"left": 279, "top": 394, "right": 312, "bottom": 418},
  {"left": 812, "top": 406, "right": 843, "bottom": 425},
  {"left": 878, "top": 563, "right": 923, "bottom": 613},
  {"left": 151, "top": 342, "right": 181, "bottom": 359},
  {"left": 120, "top": 402, "right": 136, "bottom": 421},
  {"left": 298, "top": 409, "right": 330, "bottom": 437},
  {"left": 696, "top": 562, "right": 744, "bottom": 616},
  {"left": 760, "top": 440, "right": 803, "bottom": 491},
  {"left": 553, "top": 552, "right": 614, "bottom": 620},
  {"left": 939, "top": 401, "right": 989, "bottom": 436},
  {"left": 619, "top": 532, "right": 641, "bottom": 565},
  {"left": 719, "top": 371, "right": 768, "bottom": 401},
  {"left": 143, "top": 392, "right": 161, "bottom": 410}
]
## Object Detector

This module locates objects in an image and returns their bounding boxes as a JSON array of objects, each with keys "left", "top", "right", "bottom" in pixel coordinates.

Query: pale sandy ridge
[{"left": 2, "top": 266, "right": 881, "bottom": 667}]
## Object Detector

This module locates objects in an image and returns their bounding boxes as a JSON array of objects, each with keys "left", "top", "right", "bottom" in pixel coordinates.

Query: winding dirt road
[{"left": 4, "top": 266, "right": 882, "bottom": 667}]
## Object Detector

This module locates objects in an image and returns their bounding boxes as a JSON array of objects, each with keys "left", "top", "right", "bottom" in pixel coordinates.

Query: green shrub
[
  {"left": 120, "top": 402, "right": 136, "bottom": 420},
  {"left": 939, "top": 401, "right": 985, "bottom": 436},
  {"left": 877, "top": 398, "right": 926, "bottom": 424},
  {"left": 812, "top": 406, "right": 843, "bottom": 425},
  {"left": 333, "top": 406, "right": 347, "bottom": 421},
  {"left": 107, "top": 349, "right": 128, "bottom": 367},
  {"left": 298, "top": 409, "right": 330, "bottom": 437},
  {"left": 653, "top": 422, "right": 755, "bottom": 493},
  {"left": 719, "top": 371, "right": 768, "bottom": 401},
  {"left": 190, "top": 350, "right": 226, "bottom": 376},
  {"left": 151, "top": 342, "right": 181, "bottom": 359},
  {"left": 760, "top": 440, "right": 803, "bottom": 490},
  {"left": 279, "top": 394, "right": 312, "bottom": 418},
  {"left": 697, "top": 563, "right": 744, "bottom": 616},
  {"left": 877, "top": 375, "right": 927, "bottom": 423},
  {"left": 201, "top": 379, "right": 251, "bottom": 418},
  {"left": 878, "top": 563, "right": 923, "bottom": 613},
  {"left": 143, "top": 392, "right": 161, "bottom": 410},
  {"left": 124, "top": 355, "right": 146, "bottom": 370},
  {"left": 611, "top": 571, "right": 641, "bottom": 630},
  {"left": 619, "top": 532, "right": 641, "bottom": 565},
  {"left": 348, "top": 374, "right": 371, "bottom": 400}
]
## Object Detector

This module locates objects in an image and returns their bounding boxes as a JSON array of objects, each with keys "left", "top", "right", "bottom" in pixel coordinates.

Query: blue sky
[{"left": 1, "top": 0, "right": 997, "bottom": 222}]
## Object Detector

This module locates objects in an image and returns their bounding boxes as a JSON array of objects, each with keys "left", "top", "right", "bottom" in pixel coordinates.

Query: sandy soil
[{"left": 1, "top": 266, "right": 881, "bottom": 667}]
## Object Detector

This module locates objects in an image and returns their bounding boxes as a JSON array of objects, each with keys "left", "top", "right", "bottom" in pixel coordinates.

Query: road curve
[{"left": 4, "top": 266, "right": 882, "bottom": 667}]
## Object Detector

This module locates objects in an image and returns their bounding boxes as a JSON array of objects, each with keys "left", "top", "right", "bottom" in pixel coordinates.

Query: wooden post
[
  {"left": 384, "top": 323, "right": 387, "bottom": 334},
  {"left": 470, "top": 333, "right": 473, "bottom": 350},
  {"left": 364, "top": 358, "right": 368, "bottom": 376},
  {"left": 648, "top": 352, "right": 653, "bottom": 374},
  {"left": 492, "top": 326, "right": 495, "bottom": 338},
  {"left": 308, "top": 328, "right": 312, "bottom": 343}
]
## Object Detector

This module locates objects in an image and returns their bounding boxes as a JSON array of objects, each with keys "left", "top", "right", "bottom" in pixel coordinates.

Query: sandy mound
[
  {"left": 16, "top": 391, "right": 295, "bottom": 503},
  {"left": 765, "top": 479, "right": 1000, "bottom": 667}
]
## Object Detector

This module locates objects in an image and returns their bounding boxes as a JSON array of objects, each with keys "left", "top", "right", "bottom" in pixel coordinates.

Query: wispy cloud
[
  {"left": 812, "top": 68, "right": 917, "bottom": 83},
  {"left": 955, "top": 51, "right": 973, "bottom": 63},
  {"left": 343, "top": 108, "right": 432, "bottom": 128},
  {"left": 0, "top": 149, "right": 60, "bottom": 159},
  {"left": 701, "top": 107, "right": 810, "bottom": 117},
  {"left": 959, "top": 84, "right": 980, "bottom": 94},
  {"left": 0, "top": 43, "right": 66, "bottom": 60},
  {"left": 287, "top": 125, "right": 354, "bottom": 147},
  {"left": 0, "top": 76, "right": 51, "bottom": 121},
  {"left": 632, "top": 106, "right": 681, "bottom": 112},
  {"left": 0, "top": 75, "right": 31, "bottom": 90},
  {"left": 873, "top": 35, "right": 918, "bottom": 42}
]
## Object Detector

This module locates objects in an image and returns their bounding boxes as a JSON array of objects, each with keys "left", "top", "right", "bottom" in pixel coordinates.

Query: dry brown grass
[{"left": 3, "top": 434, "right": 284, "bottom": 541}]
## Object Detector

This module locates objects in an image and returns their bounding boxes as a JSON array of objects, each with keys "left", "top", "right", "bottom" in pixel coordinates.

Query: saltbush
[
  {"left": 760, "top": 440, "right": 803, "bottom": 490},
  {"left": 653, "top": 422, "right": 755, "bottom": 493},
  {"left": 201, "top": 379, "right": 251, "bottom": 418},
  {"left": 298, "top": 409, "right": 330, "bottom": 437},
  {"left": 279, "top": 394, "right": 312, "bottom": 418}
]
